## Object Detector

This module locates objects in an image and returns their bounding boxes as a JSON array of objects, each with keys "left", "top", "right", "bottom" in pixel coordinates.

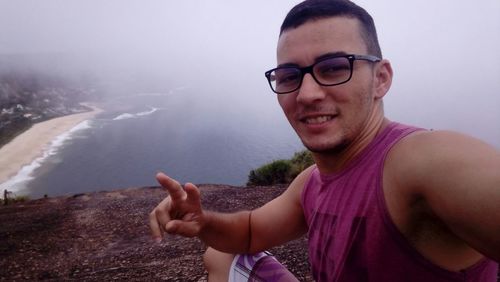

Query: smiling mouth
[{"left": 302, "top": 115, "right": 335, "bottom": 125}]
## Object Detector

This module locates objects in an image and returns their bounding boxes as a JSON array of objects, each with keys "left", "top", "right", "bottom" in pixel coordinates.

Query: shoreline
[{"left": 0, "top": 103, "right": 103, "bottom": 192}]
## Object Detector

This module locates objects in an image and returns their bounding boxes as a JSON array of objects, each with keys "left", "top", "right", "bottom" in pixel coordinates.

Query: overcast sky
[{"left": 0, "top": 0, "right": 499, "bottom": 148}]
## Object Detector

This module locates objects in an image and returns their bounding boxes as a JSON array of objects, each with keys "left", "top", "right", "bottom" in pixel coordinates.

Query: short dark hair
[{"left": 280, "top": 0, "right": 382, "bottom": 58}]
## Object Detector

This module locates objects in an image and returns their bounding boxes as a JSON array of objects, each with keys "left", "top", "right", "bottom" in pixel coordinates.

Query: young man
[{"left": 150, "top": 0, "right": 500, "bottom": 281}]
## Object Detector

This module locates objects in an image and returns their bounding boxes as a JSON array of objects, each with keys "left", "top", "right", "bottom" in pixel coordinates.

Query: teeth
[{"left": 305, "top": 116, "right": 333, "bottom": 124}]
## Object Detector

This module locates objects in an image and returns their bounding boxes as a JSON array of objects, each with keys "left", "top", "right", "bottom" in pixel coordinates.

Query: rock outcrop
[{"left": 0, "top": 185, "right": 311, "bottom": 281}]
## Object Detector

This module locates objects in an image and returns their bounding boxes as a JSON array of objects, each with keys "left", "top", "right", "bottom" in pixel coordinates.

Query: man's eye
[
  {"left": 276, "top": 71, "right": 300, "bottom": 84},
  {"left": 319, "top": 64, "right": 349, "bottom": 74}
]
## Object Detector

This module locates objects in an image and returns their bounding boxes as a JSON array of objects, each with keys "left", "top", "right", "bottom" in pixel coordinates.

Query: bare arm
[
  {"left": 149, "top": 167, "right": 311, "bottom": 253},
  {"left": 389, "top": 130, "right": 500, "bottom": 261}
]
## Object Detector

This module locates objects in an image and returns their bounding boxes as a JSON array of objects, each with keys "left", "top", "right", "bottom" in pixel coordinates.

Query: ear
[{"left": 373, "top": 59, "right": 393, "bottom": 100}]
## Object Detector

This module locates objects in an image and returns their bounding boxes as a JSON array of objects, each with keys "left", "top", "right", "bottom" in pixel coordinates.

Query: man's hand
[{"left": 149, "top": 172, "right": 205, "bottom": 242}]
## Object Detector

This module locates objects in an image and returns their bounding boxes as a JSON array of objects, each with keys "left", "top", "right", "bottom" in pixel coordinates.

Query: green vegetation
[{"left": 247, "top": 150, "right": 314, "bottom": 186}]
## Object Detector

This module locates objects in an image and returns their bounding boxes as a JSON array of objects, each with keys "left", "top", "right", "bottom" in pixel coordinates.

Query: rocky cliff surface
[{"left": 0, "top": 185, "right": 311, "bottom": 281}]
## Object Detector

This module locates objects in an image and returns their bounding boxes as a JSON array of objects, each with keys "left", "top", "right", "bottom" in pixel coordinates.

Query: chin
[{"left": 302, "top": 138, "right": 349, "bottom": 155}]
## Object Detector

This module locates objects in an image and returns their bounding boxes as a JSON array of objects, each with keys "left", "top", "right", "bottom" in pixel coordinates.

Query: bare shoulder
[
  {"left": 257, "top": 164, "right": 315, "bottom": 214},
  {"left": 385, "top": 129, "right": 500, "bottom": 262},
  {"left": 404, "top": 129, "right": 499, "bottom": 157},
  {"left": 285, "top": 164, "right": 316, "bottom": 198},
  {"left": 271, "top": 164, "right": 316, "bottom": 208},
  {"left": 385, "top": 129, "right": 500, "bottom": 192}
]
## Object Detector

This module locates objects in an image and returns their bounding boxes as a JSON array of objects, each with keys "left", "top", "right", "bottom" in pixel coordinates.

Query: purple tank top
[{"left": 301, "top": 122, "right": 498, "bottom": 282}]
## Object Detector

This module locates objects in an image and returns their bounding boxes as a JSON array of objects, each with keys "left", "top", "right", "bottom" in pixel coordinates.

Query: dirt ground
[{"left": 0, "top": 185, "right": 312, "bottom": 281}]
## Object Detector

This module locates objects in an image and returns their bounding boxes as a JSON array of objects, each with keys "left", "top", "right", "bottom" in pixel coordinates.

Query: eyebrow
[
  {"left": 315, "top": 51, "right": 349, "bottom": 62},
  {"left": 277, "top": 51, "right": 349, "bottom": 68}
]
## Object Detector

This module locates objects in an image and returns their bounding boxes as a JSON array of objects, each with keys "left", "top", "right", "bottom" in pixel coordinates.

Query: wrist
[{"left": 198, "top": 210, "right": 213, "bottom": 239}]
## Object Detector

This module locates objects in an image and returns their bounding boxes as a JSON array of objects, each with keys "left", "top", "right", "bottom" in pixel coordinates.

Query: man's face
[{"left": 276, "top": 17, "right": 379, "bottom": 153}]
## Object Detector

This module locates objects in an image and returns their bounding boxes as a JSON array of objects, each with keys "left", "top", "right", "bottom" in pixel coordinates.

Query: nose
[{"left": 296, "top": 73, "right": 326, "bottom": 104}]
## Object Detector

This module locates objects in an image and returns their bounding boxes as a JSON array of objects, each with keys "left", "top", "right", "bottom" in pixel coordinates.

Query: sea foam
[{"left": 112, "top": 107, "right": 159, "bottom": 121}]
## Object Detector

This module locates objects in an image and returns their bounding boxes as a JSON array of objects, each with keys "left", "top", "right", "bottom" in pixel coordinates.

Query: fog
[{"left": 1, "top": 0, "right": 499, "bottom": 147}]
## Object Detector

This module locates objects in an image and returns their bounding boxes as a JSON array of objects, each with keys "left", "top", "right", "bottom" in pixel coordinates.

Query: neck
[{"left": 313, "top": 114, "right": 389, "bottom": 175}]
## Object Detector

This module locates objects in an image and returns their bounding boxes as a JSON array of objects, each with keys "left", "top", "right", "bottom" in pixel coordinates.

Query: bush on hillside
[
  {"left": 247, "top": 159, "right": 292, "bottom": 186},
  {"left": 247, "top": 150, "right": 314, "bottom": 186},
  {"left": 289, "top": 150, "right": 315, "bottom": 180}
]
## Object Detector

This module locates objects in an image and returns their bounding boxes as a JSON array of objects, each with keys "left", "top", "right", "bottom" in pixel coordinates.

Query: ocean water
[{"left": 3, "top": 87, "right": 304, "bottom": 199}]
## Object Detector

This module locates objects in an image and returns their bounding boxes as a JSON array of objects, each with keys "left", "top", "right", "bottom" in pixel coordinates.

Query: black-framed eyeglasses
[{"left": 264, "top": 54, "right": 381, "bottom": 94}]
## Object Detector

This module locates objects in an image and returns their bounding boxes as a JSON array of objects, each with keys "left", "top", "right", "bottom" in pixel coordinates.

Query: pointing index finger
[{"left": 156, "top": 172, "right": 185, "bottom": 202}]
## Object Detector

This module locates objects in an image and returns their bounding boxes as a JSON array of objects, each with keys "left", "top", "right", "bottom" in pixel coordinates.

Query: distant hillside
[{"left": 0, "top": 54, "right": 101, "bottom": 147}]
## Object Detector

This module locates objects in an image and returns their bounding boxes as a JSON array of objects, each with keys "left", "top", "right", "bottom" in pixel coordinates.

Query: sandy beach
[{"left": 0, "top": 103, "right": 103, "bottom": 187}]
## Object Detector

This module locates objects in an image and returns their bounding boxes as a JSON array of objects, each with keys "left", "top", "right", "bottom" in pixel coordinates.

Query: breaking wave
[{"left": 112, "top": 107, "right": 159, "bottom": 121}]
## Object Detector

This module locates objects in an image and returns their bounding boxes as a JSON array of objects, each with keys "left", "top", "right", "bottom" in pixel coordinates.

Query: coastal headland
[{"left": 0, "top": 184, "right": 311, "bottom": 281}]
